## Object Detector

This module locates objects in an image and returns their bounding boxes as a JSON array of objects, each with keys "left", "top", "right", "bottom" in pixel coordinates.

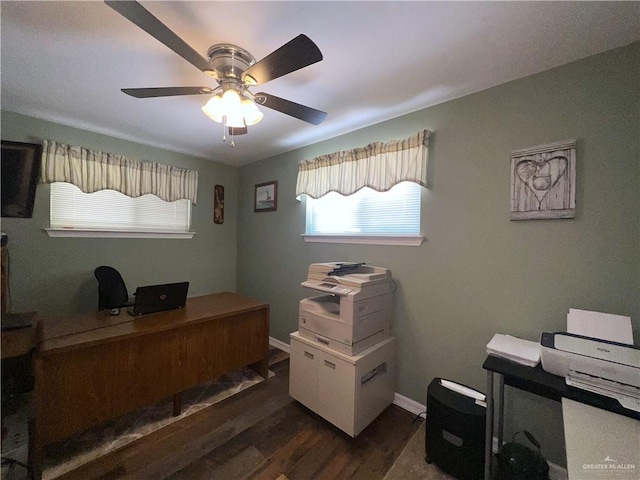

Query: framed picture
[
  {"left": 510, "top": 139, "right": 576, "bottom": 220},
  {"left": 254, "top": 180, "right": 277, "bottom": 212}
]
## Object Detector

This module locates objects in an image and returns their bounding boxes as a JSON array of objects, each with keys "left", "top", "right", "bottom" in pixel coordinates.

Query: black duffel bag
[{"left": 496, "top": 431, "right": 550, "bottom": 480}]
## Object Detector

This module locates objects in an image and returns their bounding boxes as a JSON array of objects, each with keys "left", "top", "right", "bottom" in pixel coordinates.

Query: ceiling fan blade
[
  {"left": 105, "top": 1, "right": 214, "bottom": 75},
  {"left": 242, "top": 34, "right": 322, "bottom": 86},
  {"left": 255, "top": 92, "right": 327, "bottom": 125},
  {"left": 122, "top": 87, "right": 214, "bottom": 98},
  {"left": 229, "top": 127, "right": 248, "bottom": 136}
]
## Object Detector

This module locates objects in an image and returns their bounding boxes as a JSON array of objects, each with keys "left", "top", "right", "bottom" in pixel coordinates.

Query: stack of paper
[
  {"left": 486, "top": 334, "right": 541, "bottom": 367},
  {"left": 567, "top": 308, "right": 633, "bottom": 345},
  {"left": 440, "top": 379, "right": 486, "bottom": 402}
]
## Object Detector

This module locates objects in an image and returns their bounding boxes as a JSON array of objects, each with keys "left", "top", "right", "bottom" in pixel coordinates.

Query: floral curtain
[
  {"left": 40, "top": 140, "right": 198, "bottom": 204},
  {"left": 296, "top": 130, "right": 431, "bottom": 198}
]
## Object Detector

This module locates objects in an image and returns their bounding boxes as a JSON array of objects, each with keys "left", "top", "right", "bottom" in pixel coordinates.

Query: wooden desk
[
  {"left": 31, "top": 292, "right": 269, "bottom": 479},
  {"left": 1, "top": 313, "right": 37, "bottom": 359},
  {"left": 482, "top": 355, "right": 640, "bottom": 480}
]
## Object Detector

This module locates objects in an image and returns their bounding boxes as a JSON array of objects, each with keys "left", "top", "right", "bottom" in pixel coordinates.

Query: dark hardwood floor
[{"left": 51, "top": 350, "right": 421, "bottom": 480}]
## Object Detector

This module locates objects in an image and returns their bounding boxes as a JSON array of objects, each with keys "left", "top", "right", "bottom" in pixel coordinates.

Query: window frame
[
  {"left": 45, "top": 228, "right": 195, "bottom": 239},
  {"left": 301, "top": 233, "right": 424, "bottom": 246}
]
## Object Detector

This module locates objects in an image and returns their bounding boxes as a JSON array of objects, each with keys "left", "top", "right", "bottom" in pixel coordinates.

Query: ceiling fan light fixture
[
  {"left": 202, "top": 95, "right": 225, "bottom": 123},
  {"left": 225, "top": 112, "right": 245, "bottom": 129},
  {"left": 221, "top": 88, "right": 242, "bottom": 111},
  {"left": 241, "top": 98, "right": 264, "bottom": 126},
  {"left": 202, "top": 85, "right": 263, "bottom": 129}
]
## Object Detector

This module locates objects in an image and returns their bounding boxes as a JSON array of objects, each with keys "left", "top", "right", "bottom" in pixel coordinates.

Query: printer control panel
[{"left": 319, "top": 282, "right": 352, "bottom": 295}]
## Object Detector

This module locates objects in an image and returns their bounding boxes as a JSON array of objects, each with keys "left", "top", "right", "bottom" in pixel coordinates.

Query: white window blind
[
  {"left": 305, "top": 181, "right": 421, "bottom": 235},
  {"left": 50, "top": 182, "right": 190, "bottom": 232}
]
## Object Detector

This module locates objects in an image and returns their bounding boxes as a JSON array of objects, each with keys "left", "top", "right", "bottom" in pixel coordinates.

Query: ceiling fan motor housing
[{"left": 206, "top": 44, "right": 256, "bottom": 83}]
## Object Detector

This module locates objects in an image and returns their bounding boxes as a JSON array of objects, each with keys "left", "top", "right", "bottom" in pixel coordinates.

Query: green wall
[
  {"left": 1, "top": 111, "right": 239, "bottom": 314},
  {"left": 237, "top": 43, "right": 639, "bottom": 464}
]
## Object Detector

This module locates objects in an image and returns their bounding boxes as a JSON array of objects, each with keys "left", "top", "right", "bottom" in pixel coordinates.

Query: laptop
[{"left": 128, "top": 282, "right": 189, "bottom": 316}]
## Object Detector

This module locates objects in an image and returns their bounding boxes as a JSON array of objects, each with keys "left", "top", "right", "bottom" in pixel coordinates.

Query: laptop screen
[{"left": 129, "top": 282, "right": 189, "bottom": 316}]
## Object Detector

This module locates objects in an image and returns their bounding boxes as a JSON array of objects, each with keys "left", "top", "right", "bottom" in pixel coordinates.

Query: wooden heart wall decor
[{"left": 510, "top": 139, "right": 576, "bottom": 220}]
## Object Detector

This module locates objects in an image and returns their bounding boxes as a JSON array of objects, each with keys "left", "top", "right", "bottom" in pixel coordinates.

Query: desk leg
[
  {"left": 497, "top": 374, "right": 505, "bottom": 448},
  {"left": 485, "top": 370, "right": 494, "bottom": 480},
  {"left": 248, "top": 354, "right": 269, "bottom": 380}
]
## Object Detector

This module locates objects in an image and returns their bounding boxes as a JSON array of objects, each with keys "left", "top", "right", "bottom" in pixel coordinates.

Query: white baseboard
[
  {"left": 269, "top": 336, "right": 290, "bottom": 353},
  {"left": 271, "top": 338, "right": 567, "bottom": 480},
  {"left": 393, "top": 392, "right": 426, "bottom": 419}
]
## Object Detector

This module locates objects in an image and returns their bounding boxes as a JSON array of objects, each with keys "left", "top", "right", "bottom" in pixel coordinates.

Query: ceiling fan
[{"left": 104, "top": 1, "right": 327, "bottom": 146}]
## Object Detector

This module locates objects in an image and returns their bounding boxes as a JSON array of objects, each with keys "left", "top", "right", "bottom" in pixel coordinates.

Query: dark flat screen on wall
[{"left": 1, "top": 141, "right": 42, "bottom": 218}]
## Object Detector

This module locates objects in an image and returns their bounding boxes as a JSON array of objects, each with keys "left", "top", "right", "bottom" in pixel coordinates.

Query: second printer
[{"left": 299, "top": 262, "right": 395, "bottom": 355}]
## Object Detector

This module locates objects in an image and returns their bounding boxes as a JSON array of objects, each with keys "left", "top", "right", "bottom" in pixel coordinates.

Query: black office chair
[{"left": 94, "top": 266, "right": 134, "bottom": 311}]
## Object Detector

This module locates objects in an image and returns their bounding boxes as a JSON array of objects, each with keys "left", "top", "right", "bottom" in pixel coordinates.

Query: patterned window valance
[
  {"left": 296, "top": 130, "right": 431, "bottom": 198},
  {"left": 40, "top": 140, "right": 199, "bottom": 204}
]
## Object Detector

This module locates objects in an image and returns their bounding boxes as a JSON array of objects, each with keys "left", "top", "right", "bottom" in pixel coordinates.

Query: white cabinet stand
[{"left": 289, "top": 331, "right": 396, "bottom": 437}]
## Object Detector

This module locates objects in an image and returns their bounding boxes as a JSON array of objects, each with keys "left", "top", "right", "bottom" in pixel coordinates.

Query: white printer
[
  {"left": 540, "top": 332, "right": 640, "bottom": 412},
  {"left": 299, "top": 262, "right": 394, "bottom": 355}
]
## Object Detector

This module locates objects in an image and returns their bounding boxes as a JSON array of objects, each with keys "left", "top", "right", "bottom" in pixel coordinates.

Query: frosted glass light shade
[
  {"left": 202, "top": 95, "right": 224, "bottom": 123},
  {"left": 201, "top": 89, "right": 263, "bottom": 128},
  {"left": 222, "top": 89, "right": 242, "bottom": 111},
  {"left": 225, "top": 112, "right": 245, "bottom": 128},
  {"left": 241, "top": 98, "right": 264, "bottom": 126}
]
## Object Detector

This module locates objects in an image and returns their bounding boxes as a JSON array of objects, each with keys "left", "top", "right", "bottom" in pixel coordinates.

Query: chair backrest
[{"left": 94, "top": 266, "right": 129, "bottom": 310}]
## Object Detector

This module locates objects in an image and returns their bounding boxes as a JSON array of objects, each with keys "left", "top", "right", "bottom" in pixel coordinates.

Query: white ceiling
[{"left": 2, "top": 1, "right": 638, "bottom": 167}]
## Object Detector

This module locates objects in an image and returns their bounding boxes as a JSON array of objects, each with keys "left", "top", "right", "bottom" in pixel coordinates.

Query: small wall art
[
  {"left": 214, "top": 184, "right": 224, "bottom": 224},
  {"left": 254, "top": 180, "right": 277, "bottom": 212},
  {"left": 510, "top": 139, "right": 576, "bottom": 220}
]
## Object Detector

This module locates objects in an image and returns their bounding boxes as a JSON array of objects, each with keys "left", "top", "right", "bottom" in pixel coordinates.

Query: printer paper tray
[
  {"left": 567, "top": 370, "right": 640, "bottom": 413},
  {"left": 298, "top": 327, "right": 389, "bottom": 356}
]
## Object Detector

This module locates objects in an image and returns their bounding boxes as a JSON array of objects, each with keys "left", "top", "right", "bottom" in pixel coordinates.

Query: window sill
[
  {"left": 45, "top": 228, "right": 195, "bottom": 239},
  {"left": 301, "top": 234, "right": 424, "bottom": 246}
]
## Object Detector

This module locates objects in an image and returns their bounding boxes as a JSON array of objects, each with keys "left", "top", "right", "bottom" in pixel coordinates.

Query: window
[
  {"left": 296, "top": 130, "right": 430, "bottom": 246},
  {"left": 303, "top": 181, "right": 423, "bottom": 246},
  {"left": 47, "top": 182, "right": 193, "bottom": 239}
]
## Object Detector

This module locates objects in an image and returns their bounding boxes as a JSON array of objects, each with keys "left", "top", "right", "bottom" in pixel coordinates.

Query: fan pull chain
[
  {"left": 222, "top": 116, "right": 227, "bottom": 143},
  {"left": 221, "top": 116, "right": 236, "bottom": 147}
]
